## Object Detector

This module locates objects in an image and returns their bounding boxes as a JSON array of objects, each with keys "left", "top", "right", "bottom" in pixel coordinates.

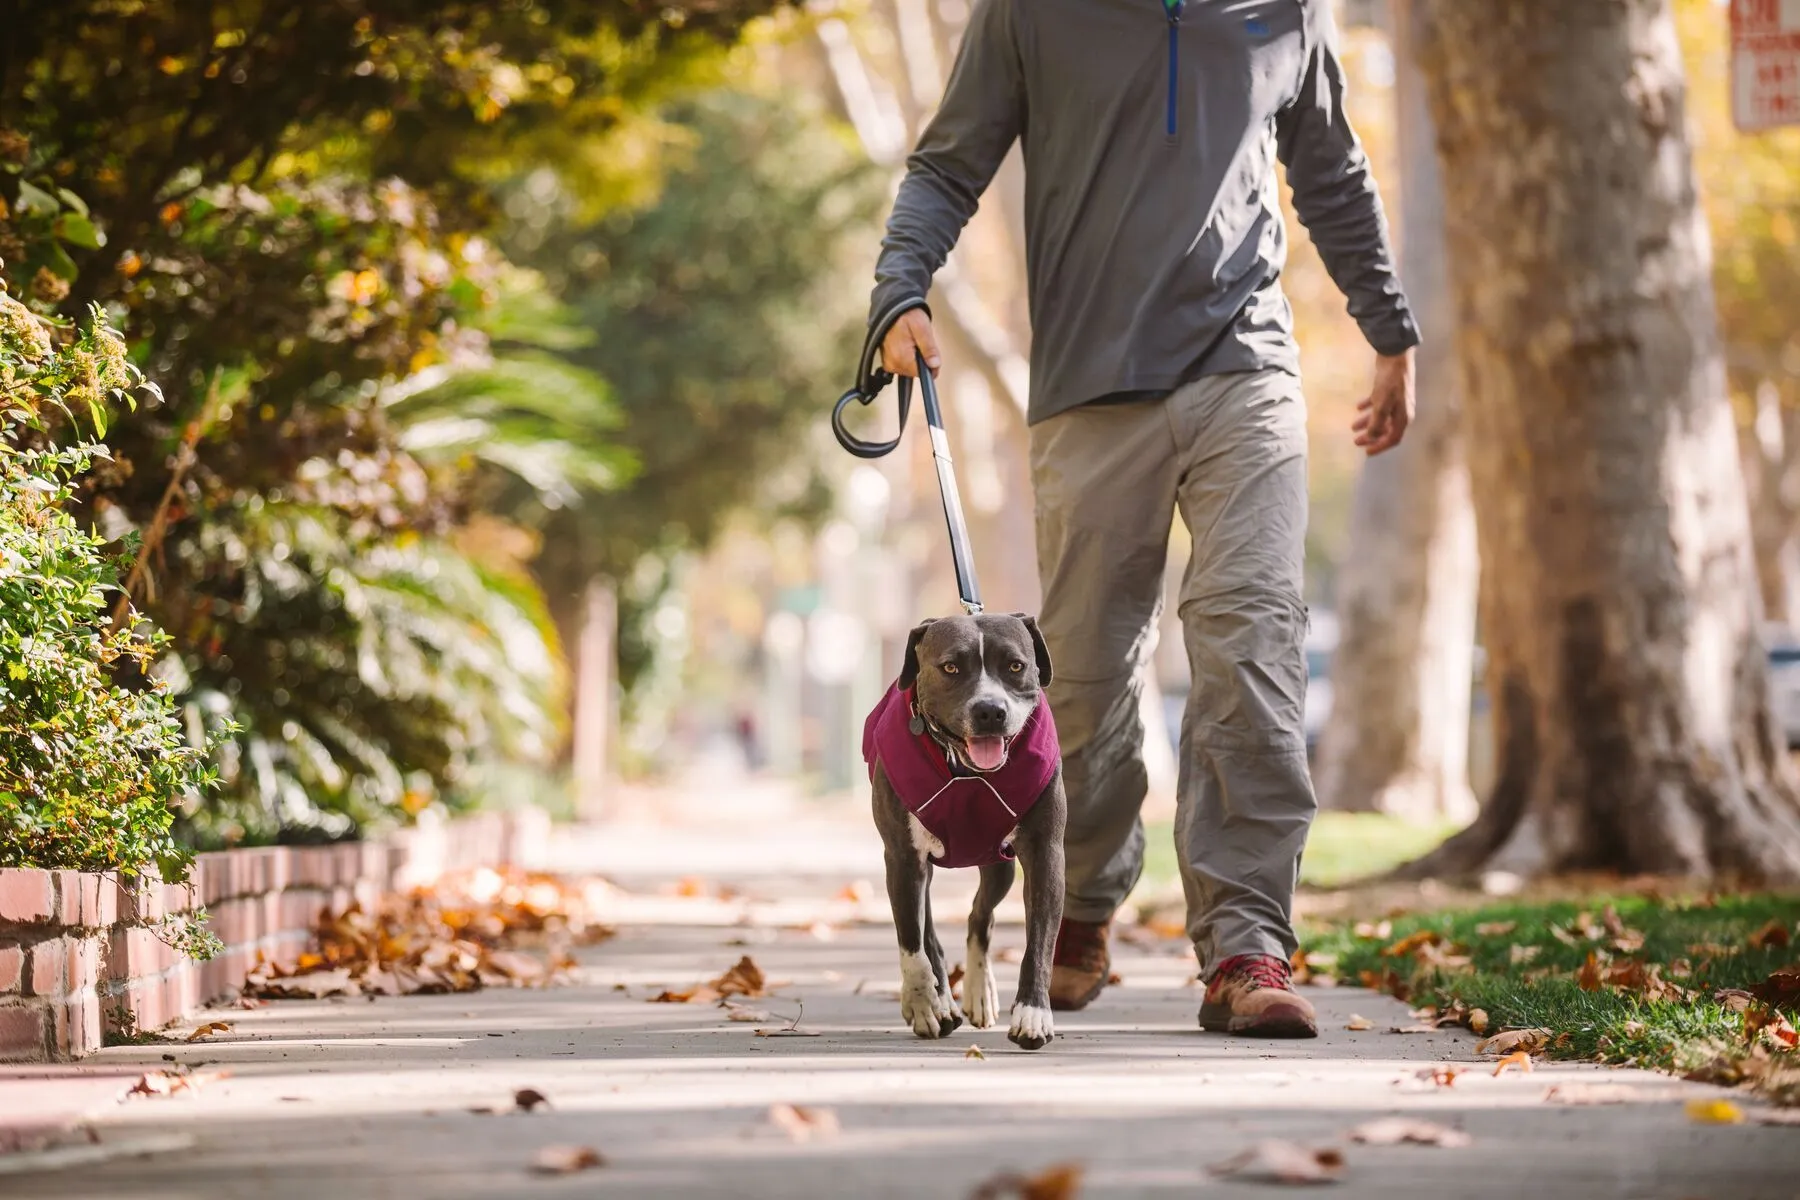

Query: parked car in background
[{"left": 1764, "top": 623, "right": 1800, "bottom": 749}]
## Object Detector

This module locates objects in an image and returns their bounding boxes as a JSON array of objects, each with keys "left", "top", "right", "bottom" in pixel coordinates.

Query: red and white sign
[{"left": 1733, "top": 0, "right": 1800, "bottom": 131}]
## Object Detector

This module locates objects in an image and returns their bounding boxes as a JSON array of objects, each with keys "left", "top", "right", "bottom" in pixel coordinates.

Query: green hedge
[{"left": 0, "top": 294, "right": 214, "bottom": 878}]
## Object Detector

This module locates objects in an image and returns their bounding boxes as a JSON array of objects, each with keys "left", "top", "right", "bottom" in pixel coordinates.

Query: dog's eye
[
  {"left": 1009, "top": 661, "right": 1025, "bottom": 673},
  {"left": 941, "top": 662, "right": 959, "bottom": 675}
]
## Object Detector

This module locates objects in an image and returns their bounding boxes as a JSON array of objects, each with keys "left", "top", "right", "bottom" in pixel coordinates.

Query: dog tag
[{"left": 908, "top": 715, "right": 925, "bottom": 736}]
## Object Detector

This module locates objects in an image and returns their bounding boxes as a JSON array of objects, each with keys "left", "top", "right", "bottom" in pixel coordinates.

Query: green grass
[
  {"left": 1138, "top": 812, "right": 1458, "bottom": 893},
  {"left": 1301, "top": 892, "right": 1800, "bottom": 1096}
]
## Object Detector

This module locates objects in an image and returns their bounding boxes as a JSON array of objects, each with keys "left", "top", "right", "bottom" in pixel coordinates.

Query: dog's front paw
[
  {"left": 1008, "top": 1002, "right": 1054, "bottom": 1051},
  {"left": 899, "top": 951, "right": 950, "bottom": 1039},
  {"left": 964, "top": 956, "right": 999, "bottom": 1029}
]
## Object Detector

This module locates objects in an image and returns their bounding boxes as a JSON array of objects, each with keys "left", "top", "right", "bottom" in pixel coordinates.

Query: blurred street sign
[{"left": 1732, "top": 0, "right": 1800, "bottom": 131}]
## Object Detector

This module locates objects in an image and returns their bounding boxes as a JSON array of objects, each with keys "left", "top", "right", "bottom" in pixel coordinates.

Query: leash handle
[{"left": 830, "top": 297, "right": 983, "bottom": 615}]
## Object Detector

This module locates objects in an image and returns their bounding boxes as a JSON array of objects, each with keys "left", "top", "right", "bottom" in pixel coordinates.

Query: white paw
[
  {"left": 964, "top": 947, "right": 999, "bottom": 1029},
  {"left": 899, "top": 950, "right": 947, "bottom": 1039},
  {"left": 1009, "top": 1002, "right": 1054, "bottom": 1050}
]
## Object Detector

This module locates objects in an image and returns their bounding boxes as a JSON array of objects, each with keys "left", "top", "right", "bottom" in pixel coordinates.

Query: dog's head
[{"left": 898, "top": 612, "right": 1052, "bottom": 773}]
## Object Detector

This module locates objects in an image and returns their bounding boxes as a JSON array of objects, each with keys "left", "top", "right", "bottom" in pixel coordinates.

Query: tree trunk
[
  {"left": 1739, "top": 381, "right": 1800, "bottom": 633},
  {"left": 1313, "top": 0, "right": 1479, "bottom": 826},
  {"left": 1397, "top": 0, "right": 1800, "bottom": 881}
]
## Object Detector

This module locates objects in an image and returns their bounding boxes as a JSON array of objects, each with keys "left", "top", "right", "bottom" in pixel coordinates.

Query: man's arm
[
  {"left": 872, "top": 0, "right": 1025, "bottom": 377},
  {"left": 1276, "top": 5, "right": 1419, "bottom": 454}
]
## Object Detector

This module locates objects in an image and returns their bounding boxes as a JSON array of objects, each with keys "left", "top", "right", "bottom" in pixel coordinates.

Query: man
[{"left": 870, "top": 0, "right": 1418, "bottom": 1037}]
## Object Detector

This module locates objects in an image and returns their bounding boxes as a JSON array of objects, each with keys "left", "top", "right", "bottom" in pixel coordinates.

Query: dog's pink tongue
[{"left": 966, "top": 736, "right": 1007, "bottom": 771}]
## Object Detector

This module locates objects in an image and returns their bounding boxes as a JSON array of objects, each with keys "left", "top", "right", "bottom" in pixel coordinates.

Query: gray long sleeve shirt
[{"left": 870, "top": 0, "right": 1420, "bottom": 424}]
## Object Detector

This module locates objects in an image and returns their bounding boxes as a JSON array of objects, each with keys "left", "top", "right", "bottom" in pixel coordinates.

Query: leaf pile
[{"left": 243, "top": 867, "right": 605, "bottom": 1000}]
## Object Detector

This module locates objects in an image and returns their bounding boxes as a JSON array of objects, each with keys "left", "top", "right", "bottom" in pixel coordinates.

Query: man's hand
[
  {"left": 1352, "top": 348, "right": 1415, "bottom": 456},
  {"left": 880, "top": 309, "right": 942, "bottom": 379}
]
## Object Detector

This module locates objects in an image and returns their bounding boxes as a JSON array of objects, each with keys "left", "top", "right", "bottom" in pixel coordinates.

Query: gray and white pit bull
[{"left": 869, "top": 612, "right": 1067, "bottom": 1050}]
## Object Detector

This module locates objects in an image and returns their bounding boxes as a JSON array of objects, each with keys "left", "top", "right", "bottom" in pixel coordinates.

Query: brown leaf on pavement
[
  {"left": 710, "top": 956, "right": 767, "bottom": 998},
  {"left": 1349, "top": 1118, "right": 1472, "bottom": 1148},
  {"left": 531, "top": 1145, "right": 605, "bottom": 1174},
  {"left": 1749, "top": 919, "right": 1792, "bottom": 951},
  {"left": 965, "top": 1044, "right": 986, "bottom": 1060},
  {"left": 1345, "top": 1015, "right": 1373, "bottom": 1031},
  {"left": 1468, "top": 1008, "right": 1490, "bottom": 1035},
  {"left": 969, "top": 1163, "right": 1084, "bottom": 1199},
  {"left": 1476, "top": 1028, "right": 1552, "bottom": 1056},
  {"left": 723, "top": 1002, "right": 771, "bottom": 1022},
  {"left": 768, "top": 1103, "right": 839, "bottom": 1142},
  {"left": 1415, "top": 1065, "right": 1463, "bottom": 1087},
  {"left": 127, "top": 1068, "right": 230, "bottom": 1098},
  {"left": 837, "top": 880, "right": 875, "bottom": 902},
  {"left": 1492, "top": 1051, "right": 1533, "bottom": 1076},
  {"left": 1210, "top": 1140, "right": 1344, "bottom": 1185},
  {"left": 648, "top": 984, "right": 723, "bottom": 1004},
  {"left": 185, "top": 1021, "right": 232, "bottom": 1042},
  {"left": 949, "top": 963, "right": 965, "bottom": 1000},
  {"left": 513, "top": 1088, "right": 551, "bottom": 1112}
]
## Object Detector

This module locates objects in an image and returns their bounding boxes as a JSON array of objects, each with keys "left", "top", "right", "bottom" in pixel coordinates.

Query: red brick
[
  {"left": 109, "top": 927, "right": 177, "bottom": 982},
  {"left": 26, "top": 938, "right": 67, "bottom": 997},
  {"left": 0, "top": 1003, "right": 50, "bottom": 1061},
  {"left": 0, "top": 870, "right": 55, "bottom": 924},
  {"left": 66, "top": 938, "right": 101, "bottom": 993},
  {"left": 90, "top": 878, "right": 117, "bottom": 927},
  {"left": 0, "top": 945, "right": 22, "bottom": 992}
]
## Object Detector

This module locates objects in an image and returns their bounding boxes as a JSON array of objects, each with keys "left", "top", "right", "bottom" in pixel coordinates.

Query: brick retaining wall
[{"left": 0, "top": 808, "right": 549, "bottom": 1062}]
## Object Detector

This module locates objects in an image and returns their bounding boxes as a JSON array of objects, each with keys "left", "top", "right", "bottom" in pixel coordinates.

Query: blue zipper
[{"left": 1163, "top": 0, "right": 1184, "bottom": 136}]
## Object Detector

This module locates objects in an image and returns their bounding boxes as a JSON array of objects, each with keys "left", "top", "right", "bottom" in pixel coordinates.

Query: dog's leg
[
  {"left": 963, "top": 860, "right": 1014, "bottom": 1028},
  {"left": 884, "top": 840, "right": 946, "bottom": 1039},
  {"left": 1008, "top": 773, "right": 1067, "bottom": 1050},
  {"left": 920, "top": 863, "right": 966, "bottom": 1031}
]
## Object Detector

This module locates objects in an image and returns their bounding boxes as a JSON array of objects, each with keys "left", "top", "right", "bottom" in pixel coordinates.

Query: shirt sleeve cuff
[{"left": 1364, "top": 312, "right": 1423, "bottom": 358}]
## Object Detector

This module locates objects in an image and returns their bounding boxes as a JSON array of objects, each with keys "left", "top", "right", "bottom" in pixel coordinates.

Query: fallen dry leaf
[
  {"left": 1210, "top": 1140, "right": 1344, "bottom": 1185},
  {"left": 1475, "top": 921, "right": 1517, "bottom": 937},
  {"left": 531, "top": 1145, "right": 605, "bottom": 1174},
  {"left": 949, "top": 963, "right": 966, "bottom": 1000},
  {"left": 674, "top": 877, "right": 710, "bottom": 898},
  {"left": 513, "top": 1088, "right": 551, "bottom": 1112},
  {"left": 711, "top": 956, "right": 768, "bottom": 999},
  {"left": 1416, "top": 1065, "right": 1463, "bottom": 1087},
  {"left": 1349, "top": 1118, "right": 1472, "bottom": 1148},
  {"left": 1749, "top": 919, "right": 1792, "bottom": 951},
  {"left": 1106, "top": 971, "right": 1123, "bottom": 986},
  {"left": 648, "top": 984, "right": 723, "bottom": 1005},
  {"left": 968, "top": 1163, "right": 1084, "bottom": 1200},
  {"left": 1745, "top": 1004, "right": 1799, "bottom": 1050},
  {"left": 1468, "top": 1008, "right": 1490, "bottom": 1036},
  {"left": 1492, "top": 1051, "right": 1533, "bottom": 1076},
  {"left": 1748, "top": 967, "right": 1800, "bottom": 1008},
  {"left": 1382, "top": 930, "right": 1442, "bottom": 959},
  {"left": 185, "top": 1021, "right": 232, "bottom": 1042},
  {"left": 1353, "top": 920, "right": 1393, "bottom": 940},
  {"left": 724, "top": 1003, "right": 771, "bottom": 1023},
  {"left": 126, "top": 1068, "right": 230, "bottom": 1098},
  {"left": 1715, "top": 988, "right": 1757, "bottom": 1014},
  {"left": 996, "top": 946, "right": 1024, "bottom": 964},
  {"left": 1477, "top": 1028, "right": 1552, "bottom": 1056},
  {"left": 1510, "top": 944, "right": 1541, "bottom": 966},
  {"left": 966, "top": 1044, "right": 987, "bottom": 1060},
  {"left": 1685, "top": 1098, "right": 1746, "bottom": 1124},
  {"left": 768, "top": 1103, "right": 839, "bottom": 1142},
  {"left": 836, "top": 880, "right": 875, "bottom": 903},
  {"left": 1345, "top": 1015, "right": 1374, "bottom": 1031}
]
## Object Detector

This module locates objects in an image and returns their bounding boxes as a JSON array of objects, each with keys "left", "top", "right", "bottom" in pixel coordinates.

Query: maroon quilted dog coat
[{"left": 862, "top": 684, "right": 1060, "bottom": 868}]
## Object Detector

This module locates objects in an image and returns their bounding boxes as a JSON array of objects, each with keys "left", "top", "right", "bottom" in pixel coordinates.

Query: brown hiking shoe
[
  {"left": 1198, "top": 954, "right": 1318, "bottom": 1038},
  {"left": 1049, "top": 917, "right": 1111, "bottom": 1011}
]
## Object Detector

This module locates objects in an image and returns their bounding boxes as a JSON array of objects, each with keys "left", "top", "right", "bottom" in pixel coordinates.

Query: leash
[{"left": 832, "top": 297, "right": 983, "bottom": 616}]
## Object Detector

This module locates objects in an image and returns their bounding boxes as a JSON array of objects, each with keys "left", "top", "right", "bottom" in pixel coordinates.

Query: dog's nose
[{"left": 969, "top": 699, "right": 1007, "bottom": 734}]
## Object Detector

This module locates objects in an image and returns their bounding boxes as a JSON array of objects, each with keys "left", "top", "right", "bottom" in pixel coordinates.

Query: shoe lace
[{"left": 1216, "top": 954, "right": 1292, "bottom": 992}]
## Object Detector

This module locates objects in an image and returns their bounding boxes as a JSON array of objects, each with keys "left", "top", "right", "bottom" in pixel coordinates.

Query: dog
[{"left": 863, "top": 612, "right": 1066, "bottom": 1050}]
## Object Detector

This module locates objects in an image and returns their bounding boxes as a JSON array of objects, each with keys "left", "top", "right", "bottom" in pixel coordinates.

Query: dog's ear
[
  {"left": 898, "top": 619, "right": 935, "bottom": 691},
  {"left": 1013, "top": 612, "right": 1053, "bottom": 688}
]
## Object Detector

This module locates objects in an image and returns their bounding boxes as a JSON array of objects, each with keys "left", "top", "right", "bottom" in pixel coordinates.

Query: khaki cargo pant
[{"left": 1031, "top": 369, "right": 1314, "bottom": 978}]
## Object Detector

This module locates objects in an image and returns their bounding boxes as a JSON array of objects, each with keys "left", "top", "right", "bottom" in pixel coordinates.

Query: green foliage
[
  {"left": 507, "top": 89, "right": 882, "bottom": 686},
  {"left": 1138, "top": 812, "right": 1459, "bottom": 895},
  {"left": 0, "top": 295, "right": 214, "bottom": 877}
]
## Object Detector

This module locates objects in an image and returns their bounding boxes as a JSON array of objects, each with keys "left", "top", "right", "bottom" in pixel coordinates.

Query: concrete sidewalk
[{"left": 2, "top": 816, "right": 1797, "bottom": 1198}]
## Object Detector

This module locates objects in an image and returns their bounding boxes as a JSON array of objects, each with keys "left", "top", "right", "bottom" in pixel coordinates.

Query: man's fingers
[
  {"left": 881, "top": 330, "right": 920, "bottom": 378},
  {"left": 910, "top": 313, "right": 942, "bottom": 376}
]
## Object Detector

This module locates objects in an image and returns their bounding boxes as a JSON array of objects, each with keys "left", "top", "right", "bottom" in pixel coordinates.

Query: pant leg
[
  {"left": 1168, "top": 371, "right": 1315, "bottom": 977},
  {"left": 1030, "top": 400, "right": 1179, "bottom": 924}
]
